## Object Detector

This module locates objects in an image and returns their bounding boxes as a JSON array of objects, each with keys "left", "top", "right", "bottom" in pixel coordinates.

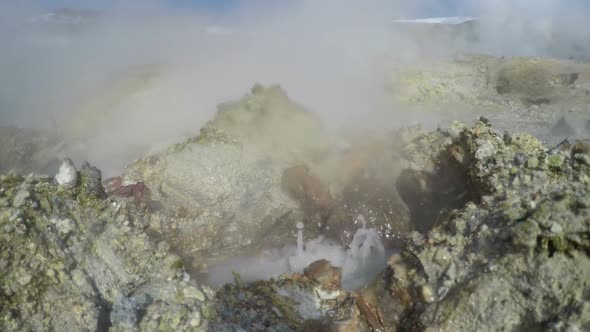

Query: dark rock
[{"left": 79, "top": 161, "right": 105, "bottom": 198}]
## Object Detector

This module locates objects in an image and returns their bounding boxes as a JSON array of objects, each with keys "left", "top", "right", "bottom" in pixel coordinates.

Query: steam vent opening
[{"left": 395, "top": 152, "right": 480, "bottom": 233}]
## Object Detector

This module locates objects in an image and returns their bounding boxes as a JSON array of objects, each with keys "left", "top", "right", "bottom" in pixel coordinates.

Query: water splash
[
  {"left": 341, "top": 220, "right": 386, "bottom": 290},
  {"left": 288, "top": 214, "right": 387, "bottom": 290},
  {"left": 296, "top": 221, "right": 304, "bottom": 256},
  {"left": 207, "top": 214, "right": 388, "bottom": 290}
]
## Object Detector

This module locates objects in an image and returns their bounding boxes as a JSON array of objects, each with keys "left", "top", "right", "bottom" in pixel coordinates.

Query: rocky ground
[
  {"left": 1, "top": 54, "right": 590, "bottom": 331},
  {"left": 383, "top": 54, "right": 590, "bottom": 144}
]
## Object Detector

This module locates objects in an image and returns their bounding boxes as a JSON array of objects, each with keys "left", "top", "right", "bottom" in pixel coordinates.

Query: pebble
[
  {"left": 16, "top": 267, "right": 32, "bottom": 286},
  {"left": 9, "top": 210, "right": 23, "bottom": 222},
  {"left": 183, "top": 287, "right": 206, "bottom": 302},
  {"left": 303, "top": 259, "right": 342, "bottom": 289},
  {"left": 54, "top": 218, "right": 75, "bottom": 235},
  {"left": 189, "top": 310, "right": 202, "bottom": 327},
  {"left": 445, "top": 262, "right": 457, "bottom": 280},
  {"left": 12, "top": 189, "right": 30, "bottom": 208},
  {"left": 433, "top": 248, "right": 451, "bottom": 266},
  {"left": 202, "top": 285, "right": 216, "bottom": 300},
  {"left": 419, "top": 285, "right": 436, "bottom": 303},
  {"left": 550, "top": 222, "right": 563, "bottom": 234},
  {"left": 526, "top": 157, "right": 539, "bottom": 169}
]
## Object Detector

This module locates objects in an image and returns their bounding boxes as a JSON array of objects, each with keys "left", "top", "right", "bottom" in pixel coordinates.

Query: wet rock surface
[{"left": 210, "top": 260, "right": 379, "bottom": 332}]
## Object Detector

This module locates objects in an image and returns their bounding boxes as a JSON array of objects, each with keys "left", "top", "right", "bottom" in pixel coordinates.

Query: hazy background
[{"left": 1, "top": 0, "right": 589, "bottom": 175}]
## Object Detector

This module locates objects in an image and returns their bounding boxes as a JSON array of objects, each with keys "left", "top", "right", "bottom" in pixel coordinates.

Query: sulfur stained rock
[
  {"left": 122, "top": 84, "right": 334, "bottom": 263},
  {"left": 371, "top": 119, "right": 590, "bottom": 331},
  {"left": 0, "top": 172, "right": 211, "bottom": 331}
]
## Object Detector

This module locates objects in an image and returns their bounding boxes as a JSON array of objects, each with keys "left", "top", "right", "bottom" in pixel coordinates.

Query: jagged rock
[
  {"left": 0, "top": 173, "right": 210, "bottom": 331},
  {"left": 79, "top": 161, "right": 105, "bottom": 197},
  {"left": 371, "top": 120, "right": 590, "bottom": 331},
  {"left": 55, "top": 158, "right": 77, "bottom": 188}
]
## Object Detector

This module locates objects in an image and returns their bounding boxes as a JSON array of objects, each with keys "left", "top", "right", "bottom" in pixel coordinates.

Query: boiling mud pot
[{"left": 206, "top": 215, "right": 391, "bottom": 291}]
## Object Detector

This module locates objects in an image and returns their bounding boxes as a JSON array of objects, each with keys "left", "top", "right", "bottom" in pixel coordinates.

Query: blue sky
[
  {"left": 38, "top": 0, "right": 464, "bottom": 16},
  {"left": 38, "top": 0, "right": 238, "bottom": 11}
]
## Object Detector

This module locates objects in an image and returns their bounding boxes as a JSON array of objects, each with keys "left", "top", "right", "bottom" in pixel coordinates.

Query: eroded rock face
[
  {"left": 371, "top": 120, "right": 590, "bottom": 331},
  {"left": 122, "top": 85, "right": 333, "bottom": 263},
  {"left": 0, "top": 171, "right": 212, "bottom": 331}
]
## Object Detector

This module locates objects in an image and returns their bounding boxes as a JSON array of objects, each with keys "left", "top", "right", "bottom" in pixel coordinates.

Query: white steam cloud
[{"left": 0, "top": 0, "right": 588, "bottom": 175}]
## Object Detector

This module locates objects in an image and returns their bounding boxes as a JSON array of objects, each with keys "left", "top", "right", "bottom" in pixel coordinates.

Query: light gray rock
[
  {"left": 55, "top": 158, "right": 77, "bottom": 189},
  {"left": 11, "top": 188, "right": 29, "bottom": 208},
  {"left": 123, "top": 85, "right": 332, "bottom": 260}
]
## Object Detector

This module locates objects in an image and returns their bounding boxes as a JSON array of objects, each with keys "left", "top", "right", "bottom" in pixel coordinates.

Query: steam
[
  {"left": 1, "top": 0, "right": 589, "bottom": 176},
  {"left": 467, "top": 0, "right": 590, "bottom": 58},
  {"left": 207, "top": 214, "right": 388, "bottom": 290}
]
